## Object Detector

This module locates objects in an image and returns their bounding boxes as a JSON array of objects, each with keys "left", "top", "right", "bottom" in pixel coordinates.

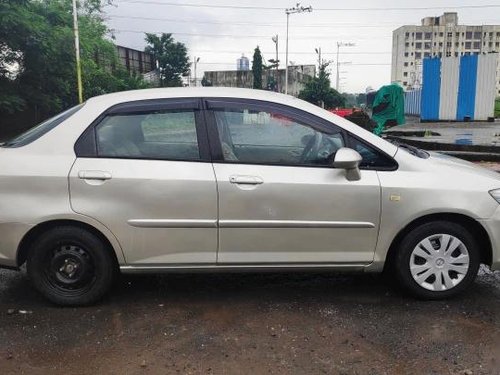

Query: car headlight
[{"left": 490, "top": 189, "right": 500, "bottom": 204}]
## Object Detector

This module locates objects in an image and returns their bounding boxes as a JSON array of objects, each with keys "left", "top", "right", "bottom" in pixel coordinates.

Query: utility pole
[
  {"left": 336, "top": 42, "right": 355, "bottom": 91},
  {"left": 315, "top": 47, "right": 322, "bottom": 70},
  {"left": 272, "top": 35, "right": 279, "bottom": 92},
  {"left": 72, "top": 0, "right": 83, "bottom": 103},
  {"left": 285, "top": 3, "right": 312, "bottom": 95},
  {"left": 193, "top": 56, "right": 200, "bottom": 86}
]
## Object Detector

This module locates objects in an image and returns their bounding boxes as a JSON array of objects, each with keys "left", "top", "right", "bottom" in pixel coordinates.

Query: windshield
[{"left": 1, "top": 104, "right": 84, "bottom": 148}]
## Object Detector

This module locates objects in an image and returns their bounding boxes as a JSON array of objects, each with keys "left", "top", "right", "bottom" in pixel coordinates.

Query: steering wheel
[{"left": 300, "top": 132, "right": 323, "bottom": 163}]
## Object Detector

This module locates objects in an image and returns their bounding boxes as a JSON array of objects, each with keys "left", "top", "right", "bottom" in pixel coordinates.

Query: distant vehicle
[{"left": 0, "top": 88, "right": 499, "bottom": 305}]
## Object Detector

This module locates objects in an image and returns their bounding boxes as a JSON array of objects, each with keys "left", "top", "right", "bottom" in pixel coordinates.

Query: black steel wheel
[{"left": 27, "top": 226, "right": 116, "bottom": 306}]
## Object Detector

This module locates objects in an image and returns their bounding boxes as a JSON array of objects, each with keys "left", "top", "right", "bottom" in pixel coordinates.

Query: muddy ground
[{"left": 0, "top": 267, "right": 499, "bottom": 375}]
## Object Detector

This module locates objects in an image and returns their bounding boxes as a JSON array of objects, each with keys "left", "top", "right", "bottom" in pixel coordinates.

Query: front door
[
  {"left": 205, "top": 99, "right": 381, "bottom": 265},
  {"left": 69, "top": 99, "right": 217, "bottom": 265}
]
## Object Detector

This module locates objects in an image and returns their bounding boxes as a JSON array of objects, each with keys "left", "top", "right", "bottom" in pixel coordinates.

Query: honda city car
[{"left": 0, "top": 87, "right": 499, "bottom": 305}]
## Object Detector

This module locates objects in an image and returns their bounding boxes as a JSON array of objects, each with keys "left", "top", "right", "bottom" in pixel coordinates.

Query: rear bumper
[
  {"left": 0, "top": 222, "right": 34, "bottom": 269},
  {"left": 478, "top": 207, "right": 500, "bottom": 271}
]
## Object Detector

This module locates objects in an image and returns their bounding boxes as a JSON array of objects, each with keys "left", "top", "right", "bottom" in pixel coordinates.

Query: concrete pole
[
  {"left": 72, "top": 0, "right": 83, "bottom": 103},
  {"left": 336, "top": 42, "right": 340, "bottom": 92},
  {"left": 274, "top": 35, "right": 279, "bottom": 92},
  {"left": 194, "top": 56, "right": 200, "bottom": 86},
  {"left": 285, "top": 13, "right": 290, "bottom": 95}
]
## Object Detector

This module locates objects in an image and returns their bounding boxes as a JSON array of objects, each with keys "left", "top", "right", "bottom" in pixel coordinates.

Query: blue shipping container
[
  {"left": 420, "top": 54, "right": 497, "bottom": 121},
  {"left": 421, "top": 58, "right": 441, "bottom": 121}
]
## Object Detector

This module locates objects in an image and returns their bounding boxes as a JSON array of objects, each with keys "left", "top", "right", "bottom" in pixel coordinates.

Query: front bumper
[{"left": 478, "top": 206, "right": 500, "bottom": 271}]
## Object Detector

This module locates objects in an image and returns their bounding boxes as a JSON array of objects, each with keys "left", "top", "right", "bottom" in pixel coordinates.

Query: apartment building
[{"left": 391, "top": 13, "right": 500, "bottom": 94}]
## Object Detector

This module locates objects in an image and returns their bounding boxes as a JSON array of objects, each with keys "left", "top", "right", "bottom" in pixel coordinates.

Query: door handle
[
  {"left": 78, "top": 170, "right": 112, "bottom": 181},
  {"left": 229, "top": 175, "right": 264, "bottom": 185}
]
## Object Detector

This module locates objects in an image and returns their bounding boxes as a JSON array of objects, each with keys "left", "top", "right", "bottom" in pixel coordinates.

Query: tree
[
  {"left": 201, "top": 76, "right": 212, "bottom": 87},
  {"left": 342, "top": 93, "right": 357, "bottom": 108},
  {"left": 356, "top": 93, "right": 367, "bottom": 107},
  {"left": 144, "top": 33, "right": 190, "bottom": 87},
  {"left": 0, "top": 0, "right": 148, "bottom": 122},
  {"left": 252, "top": 46, "right": 263, "bottom": 89},
  {"left": 298, "top": 62, "right": 345, "bottom": 109}
]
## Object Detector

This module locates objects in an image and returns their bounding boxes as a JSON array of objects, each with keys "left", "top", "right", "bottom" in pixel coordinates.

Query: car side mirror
[{"left": 333, "top": 148, "right": 362, "bottom": 181}]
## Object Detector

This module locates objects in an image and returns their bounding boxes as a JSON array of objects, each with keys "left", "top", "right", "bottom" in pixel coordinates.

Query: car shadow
[{"left": 0, "top": 268, "right": 498, "bottom": 311}]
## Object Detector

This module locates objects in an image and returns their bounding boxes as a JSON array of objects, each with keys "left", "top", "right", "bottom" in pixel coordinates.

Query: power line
[
  {"left": 116, "top": 1, "right": 500, "bottom": 12},
  {"left": 113, "top": 28, "right": 391, "bottom": 40},
  {"left": 198, "top": 62, "right": 390, "bottom": 66},
  {"left": 107, "top": 13, "right": 500, "bottom": 27},
  {"left": 106, "top": 14, "right": 398, "bottom": 28},
  {"left": 127, "top": 45, "right": 391, "bottom": 55},
  {"left": 195, "top": 50, "right": 392, "bottom": 55}
]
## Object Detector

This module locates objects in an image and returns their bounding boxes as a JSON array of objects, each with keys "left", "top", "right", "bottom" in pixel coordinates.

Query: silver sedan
[{"left": 0, "top": 88, "right": 499, "bottom": 305}]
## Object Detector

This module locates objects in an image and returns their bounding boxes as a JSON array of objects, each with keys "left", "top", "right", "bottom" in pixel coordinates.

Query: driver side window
[{"left": 213, "top": 107, "right": 344, "bottom": 166}]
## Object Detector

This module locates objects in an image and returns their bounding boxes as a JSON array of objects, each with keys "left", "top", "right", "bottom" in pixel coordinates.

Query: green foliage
[
  {"left": 0, "top": 0, "right": 148, "bottom": 120},
  {"left": 298, "top": 62, "right": 345, "bottom": 109},
  {"left": 144, "top": 33, "right": 190, "bottom": 87},
  {"left": 252, "top": 46, "right": 263, "bottom": 89},
  {"left": 266, "top": 75, "right": 277, "bottom": 91},
  {"left": 201, "top": 76, "right": 212, "bottom": 87},
  {"left": 342, "top": 93, "right": 357, "bottom": 108},
  {"left": 356, "top": 93, "right": 366, "bottom": 107},
  {"left": 341, "top": 93, "right": 367, "bottom": 108},
  {"left": 495, "top": 97, "right": 500, "bottom": 118}
]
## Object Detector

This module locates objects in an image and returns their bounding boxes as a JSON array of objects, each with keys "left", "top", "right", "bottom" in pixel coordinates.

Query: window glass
[
  {"left": 96, "top": 110, "right": 200, "bottom": 160},
  {"left": 349, "top": 136, "right": 396, "bottom": 169},
  {"left": 214, "top": 108, "right": 344, "bottom": 166},
  {"left": 2, "top": 104, "right": 83, "bottom": 148}
]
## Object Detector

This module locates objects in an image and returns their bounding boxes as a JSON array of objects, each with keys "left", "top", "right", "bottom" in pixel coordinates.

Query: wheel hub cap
[{"left": 409, "top": 234, "right": 470, "bottom": 292}]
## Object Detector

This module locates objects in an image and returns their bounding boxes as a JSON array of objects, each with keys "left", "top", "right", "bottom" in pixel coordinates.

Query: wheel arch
[
  {"left": 16, "top": 219, "right": 123, "bottom": 267},
  {"left": 384, "top": 212, "right": 493, "bottom": 271}
]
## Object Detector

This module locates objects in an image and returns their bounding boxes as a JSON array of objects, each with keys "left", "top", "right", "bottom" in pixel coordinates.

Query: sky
[{"left": 104, "top": 0, "right": 500, "bottom": 93}]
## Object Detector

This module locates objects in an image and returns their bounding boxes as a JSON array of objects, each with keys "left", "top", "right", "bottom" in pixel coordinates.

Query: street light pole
[
  {"left": 272, "top": 35, "right": 279, "bottom": 92},
  {"left": 285, "top": 12, "right": 289, "bottom": 94},
  {"left": 193, "top": 56, "right": 200, "bottom": 86},
  {"left": 72, "top": 0, "right": 83, "bottom": 103},
  {"left": 315, "top": 47, "right": 321, "bottom": 69},
  {"left": 285, "top": 3, "right": 312, "bottom": 95},
  {"left": 336, "top": 42, "right": 355, "bottom": 91}
]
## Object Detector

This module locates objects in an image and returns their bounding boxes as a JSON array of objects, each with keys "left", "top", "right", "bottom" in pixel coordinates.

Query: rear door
[{"left": 69, "top": 98, "right": 218, "bottom": 265}]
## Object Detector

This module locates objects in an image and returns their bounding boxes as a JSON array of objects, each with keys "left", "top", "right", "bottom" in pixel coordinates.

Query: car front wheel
[
  {"left": 27, "top": 226, "right": 116, "bottom": 306},
  {"left": 394, "top": 221, "right": 480, "bottom": 299}
]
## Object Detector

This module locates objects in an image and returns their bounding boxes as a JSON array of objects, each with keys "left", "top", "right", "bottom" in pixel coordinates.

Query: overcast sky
[{"left": 104, "top": 0, "right": 500, "bottom": 93}]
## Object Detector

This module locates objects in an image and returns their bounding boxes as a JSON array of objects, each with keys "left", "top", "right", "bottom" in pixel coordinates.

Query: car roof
[{"left": 86, "top": 87, "right": 300, "bottom": 107}]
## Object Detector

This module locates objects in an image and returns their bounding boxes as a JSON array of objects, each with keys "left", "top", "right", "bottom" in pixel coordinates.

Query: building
[
  {"left": 391, "top": 13, "right": 500, "bottom": 95},
  {"left": 115, "top": 46, "right": 159, "bottom": 86},
  {"left": 237, "top": 54, "right": 250, "bottom": 71},
  {"left": 116, "top": 46, "right": 155, "bottom": 75},
  {"left": 203, "top": 65, "right": 316, "bottom": 97}
]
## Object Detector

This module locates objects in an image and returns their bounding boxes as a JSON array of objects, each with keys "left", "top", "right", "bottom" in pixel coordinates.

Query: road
[{"left": 0, "top": 267, "right": 499, "bottom": 374}]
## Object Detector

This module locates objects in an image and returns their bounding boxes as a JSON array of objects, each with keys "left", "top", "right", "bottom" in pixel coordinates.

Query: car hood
[{"left": 428, "top": 151, "right": 500, "bottom": 181}]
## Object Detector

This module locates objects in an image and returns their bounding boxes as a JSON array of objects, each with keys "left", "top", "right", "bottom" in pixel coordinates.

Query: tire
[
  {"left": 26, "top": 226, "right": 116, "bottom": 306},
  {"left": 393, "top": 221, "right": 480, "bottom": 299}
]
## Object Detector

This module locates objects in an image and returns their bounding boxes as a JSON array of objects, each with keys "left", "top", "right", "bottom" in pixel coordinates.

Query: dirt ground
[{"left": 0, "top": 267, "right": 499, "bottom": 375}]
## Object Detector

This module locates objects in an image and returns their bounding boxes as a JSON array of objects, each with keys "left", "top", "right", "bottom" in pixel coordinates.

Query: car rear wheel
[
  {"left": 27, "top": 226, "right": 116, "bottom": 306},
  {"left": 394, "top": 221, "right": 480, "bottom": 299}
]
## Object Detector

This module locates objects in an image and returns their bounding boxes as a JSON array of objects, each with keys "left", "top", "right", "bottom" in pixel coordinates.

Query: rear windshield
[{"left": 1, "top": 104, "right": 84, "bottom": 148}]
